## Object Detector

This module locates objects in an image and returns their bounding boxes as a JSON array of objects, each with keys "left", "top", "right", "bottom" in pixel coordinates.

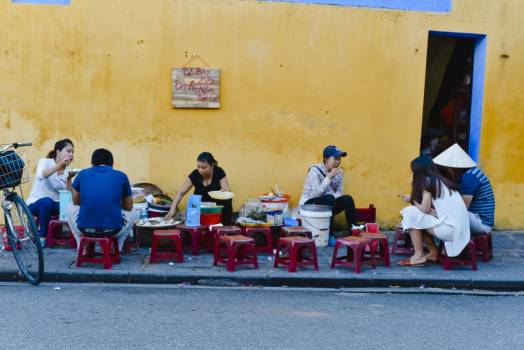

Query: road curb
[{"left": 1, "top": 270, "right": 515, "bottom": 291}]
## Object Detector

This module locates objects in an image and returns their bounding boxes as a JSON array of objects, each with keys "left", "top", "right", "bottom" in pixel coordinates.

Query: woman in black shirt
[{"left": 165, "top": 152, "right": 233, "bottom": 224}]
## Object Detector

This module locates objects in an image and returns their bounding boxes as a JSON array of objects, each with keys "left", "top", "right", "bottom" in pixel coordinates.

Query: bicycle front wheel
[{"left": 4, "top": 192, "right": 44, "bottom": 285}]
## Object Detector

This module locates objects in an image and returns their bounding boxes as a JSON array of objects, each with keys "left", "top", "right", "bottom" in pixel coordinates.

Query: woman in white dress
[
  {"left": 27, "top": 139, "right": 75, "bottom": 245},
  {"left": 399, "top": 156, "right": 470, "bottom": 266}
]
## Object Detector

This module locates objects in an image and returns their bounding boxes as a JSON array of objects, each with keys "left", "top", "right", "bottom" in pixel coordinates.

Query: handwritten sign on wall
[{"left": 172, "top": 67, "right": 220, "bottom": 109}]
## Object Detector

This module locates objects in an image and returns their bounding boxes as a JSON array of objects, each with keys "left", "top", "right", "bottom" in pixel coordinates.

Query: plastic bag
[
  {"left": 239, "top": 199, "right": 265, "bottom": 220},
  {"left": 58, "top": 190, "right": 72, "bottom": 220},
  {"left": 185, "top": 195, "right": 202, "bottom": 226}
]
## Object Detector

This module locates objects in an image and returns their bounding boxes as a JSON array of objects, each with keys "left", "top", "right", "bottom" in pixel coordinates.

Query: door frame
[{"left": 428, "top": 30, "right": 487, "bottom": 162}]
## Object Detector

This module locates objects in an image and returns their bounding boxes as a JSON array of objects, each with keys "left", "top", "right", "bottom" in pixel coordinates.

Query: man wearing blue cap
[{"left": 299, "top": 145, "right": 356, "bottom": 229}]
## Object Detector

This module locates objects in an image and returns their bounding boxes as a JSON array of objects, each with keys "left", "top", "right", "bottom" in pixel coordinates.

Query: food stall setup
[
  {"left": 131, "top": 184, "right": 236, "bottom": 246},
  {"left": 132, "top": 184, "right": 180, "bottom": 246},
  {"left": 237, "top": 192, "right": 290, "bottom": 228},
  {"left": 233, "top": 188, "right": 297, "bottom": 246},
  {"left": 130, "top": 181, "right": 361, "bottom": 251}
]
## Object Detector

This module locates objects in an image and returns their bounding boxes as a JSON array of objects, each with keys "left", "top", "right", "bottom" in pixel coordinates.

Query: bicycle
[{"left": 0, "top": 142, "right": 43, "bottom": 285}]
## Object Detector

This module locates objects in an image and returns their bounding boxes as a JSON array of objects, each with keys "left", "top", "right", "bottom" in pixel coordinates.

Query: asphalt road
[{"left": 0, "top": 283, "right": 522, "bottom": 350}]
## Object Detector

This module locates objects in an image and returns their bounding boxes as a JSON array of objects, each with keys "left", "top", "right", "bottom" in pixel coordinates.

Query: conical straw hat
[{"left": 432, "top": 143, "right": 477, "bottom": 168}]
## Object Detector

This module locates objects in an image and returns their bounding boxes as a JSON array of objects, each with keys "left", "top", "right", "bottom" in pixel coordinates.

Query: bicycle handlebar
[
  {"left": 0, "top": 142, "right": 32, "bottom": 153},
  {"left": 14, "top": 142, "right": 33, "bottom": 148}
]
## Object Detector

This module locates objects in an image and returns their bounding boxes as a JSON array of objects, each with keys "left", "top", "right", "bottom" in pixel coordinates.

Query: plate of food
[
  {"left": 236, "top": 217, "right": 271, "bottom": 228},
  {"left": 208, "top": 191, "right": 235, "bottom": 200},
  {"left": 136, "top": 217, "right": 181, "bottom": 228}
]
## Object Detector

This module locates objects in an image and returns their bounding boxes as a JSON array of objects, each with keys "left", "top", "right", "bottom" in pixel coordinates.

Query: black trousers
[
  {"left": 213, "top": 199, "right": 233, "bottom": 225},
  {"left": 304, "top": 194, "right": 357, "bottom": 228},
  {"left": 79, "top": 227, "right": 120, "bottom": 238}
]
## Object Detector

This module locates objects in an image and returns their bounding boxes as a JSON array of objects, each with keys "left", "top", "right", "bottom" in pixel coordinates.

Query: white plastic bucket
[{"left": 299, "top": 209, "right": 332, "bottom": 247}]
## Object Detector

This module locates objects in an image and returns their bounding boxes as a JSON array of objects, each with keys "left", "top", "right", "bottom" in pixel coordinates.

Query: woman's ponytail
[{"left": 46, "top": 150, "right": 57, "bottom": 159}]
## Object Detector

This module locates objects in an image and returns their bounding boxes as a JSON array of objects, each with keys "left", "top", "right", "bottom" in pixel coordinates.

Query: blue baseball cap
[{"left": 323, "top": 145, "right": 347, "bottom": 158}]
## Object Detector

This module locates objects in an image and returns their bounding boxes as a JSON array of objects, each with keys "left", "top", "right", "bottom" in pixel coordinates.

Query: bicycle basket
[{"left": 0, "top": 151, "right": 27, "bottom": 190}]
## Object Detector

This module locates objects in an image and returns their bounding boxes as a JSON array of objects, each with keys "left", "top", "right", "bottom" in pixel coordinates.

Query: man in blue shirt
[
  {"left": 459, "top": 167, "right": 495, "bottom": 233},
  {"left": 433, "top": 144, "right": 495, "bottom": 234},
  {"left": 66, "top": 149, "right": 138, "bottom": 251}
]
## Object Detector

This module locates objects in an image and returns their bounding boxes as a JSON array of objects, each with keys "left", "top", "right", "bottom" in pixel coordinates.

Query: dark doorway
[{"left": 420, "top": 35, "right": 475, "bottom": 157}]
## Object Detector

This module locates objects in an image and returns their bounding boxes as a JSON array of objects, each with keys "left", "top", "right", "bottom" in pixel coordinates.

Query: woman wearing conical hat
[{"left": 433, "top": 143, "right": 495, "bottom": 235}]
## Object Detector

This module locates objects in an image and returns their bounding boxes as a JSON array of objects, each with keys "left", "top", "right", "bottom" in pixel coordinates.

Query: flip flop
[{"left": 398, "top": 258, "right": 426, "bottom": 267}]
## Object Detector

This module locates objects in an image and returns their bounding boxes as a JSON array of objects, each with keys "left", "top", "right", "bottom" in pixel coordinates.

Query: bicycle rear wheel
[{"left": 4, "top": 192, "right": 44, "bottom": 285}]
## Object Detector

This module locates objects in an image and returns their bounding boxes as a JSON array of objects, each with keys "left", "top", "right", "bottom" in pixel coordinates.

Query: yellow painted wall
[{"left": 0, "top": 0, "right": 523, "bottom": 228}]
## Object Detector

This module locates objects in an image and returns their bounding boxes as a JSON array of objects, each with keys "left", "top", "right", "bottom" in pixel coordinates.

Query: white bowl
[{"left": 208, "top": 191, "right": 234, "bottom": 200}]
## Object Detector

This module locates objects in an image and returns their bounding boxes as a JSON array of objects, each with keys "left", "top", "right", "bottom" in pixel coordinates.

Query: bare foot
[{"left": 409, "top": 255, "right": 426, "bottom": 265}]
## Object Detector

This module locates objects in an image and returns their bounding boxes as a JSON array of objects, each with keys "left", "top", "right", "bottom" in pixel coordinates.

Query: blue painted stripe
[
  {"left": 469, "top": 36, "right": 487, "bottom": 162},
  {"left": 261, "top": 0, "right": 452, "bottom": 12},
  {"left": 12, "top": 0, "right": 70, "bottom": 5}
]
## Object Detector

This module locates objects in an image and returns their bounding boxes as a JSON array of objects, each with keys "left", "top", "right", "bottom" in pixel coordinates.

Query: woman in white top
[
  {"left": 27, "top": 139, "right": 75, "bottom": 243},
  {"left": 399, "top": 156, "right": 470, "bottom": 266}
]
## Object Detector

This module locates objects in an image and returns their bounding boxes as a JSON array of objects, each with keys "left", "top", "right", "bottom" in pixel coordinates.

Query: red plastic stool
[
  {"left": 76, "top": 236, "right": 120, "bottom": 269},
  {"left": 150, "top": 230, "right": 184, "bottom": 263},
  {"left": 391, "top": 228, "right": 414, "bottom": 255},
  {"left": 1, "top": 226, "right": 25, "bottom": 251},
  {"left": 438, "top": 240, "right": 478, "bottom": 271},
  {"left": 212, "top": 226, "right": 242, "bottom": 239},
  {"left": 360, "top": 232, "right": 390, "bottom": 267},
  {"left": 274, "top": 236, "right": 318, "bottom": 272},
  {"left": 280, "top": 226, "right": 313, "bottom": 239},
  {"left": 472, "top": 232, "right": 493, "bottom": 262},
  {"left": 331, "top": 236, "right": 374, "bottom": 273},
  {"left": 176, "top": 224, "right": 210, "bottom": 255},
  {"left": 243, "top": 227, "right": 273, "bottom": 254},
  {"left": 46, "top": 220, "right": 77, "bottom": 248},
  {"left": 213, "top": 235, "right": 258, "bottom": 272},
  {"left": 212, "top": 226, "right": 242, "bottom": 254}
]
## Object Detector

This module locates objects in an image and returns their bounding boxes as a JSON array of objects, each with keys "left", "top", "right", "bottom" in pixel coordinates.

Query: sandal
[{"left": 398, "top": 258, "right": 426, "bottom": 267}]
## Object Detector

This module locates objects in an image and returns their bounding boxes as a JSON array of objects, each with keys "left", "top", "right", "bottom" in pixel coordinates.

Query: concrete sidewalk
[{"left": 1, "top": 231, "right": 524, "bottom": 291}]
